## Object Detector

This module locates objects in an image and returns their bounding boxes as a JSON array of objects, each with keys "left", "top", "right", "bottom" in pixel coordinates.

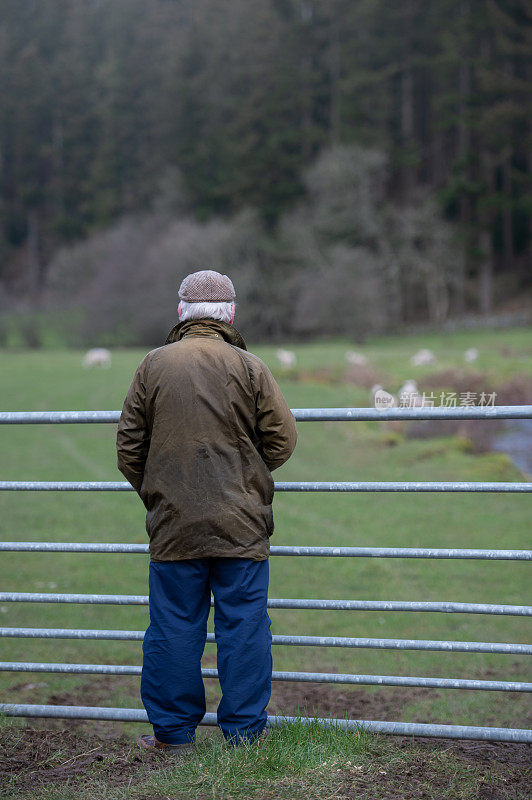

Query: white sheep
[
  {"left": 464, "top": 347, "right": 479, "bottom": 363},
  {"left": 410, "top": 348, "right": 435, "bottom": 367},
  {"left": 345, "top": 350, "right": 369, "bottom": 366},
  {"left": 399, "top": 379, "right": 419, "bottom": 396},
  {"left": 398, "top": 379, "right": 423, "bottom": 407},
  {"left": 275, "top": 349, "right": 296, "bottom": 368},
  {"left": 82, "top": 348, "right": 111, "bottom": 369}
]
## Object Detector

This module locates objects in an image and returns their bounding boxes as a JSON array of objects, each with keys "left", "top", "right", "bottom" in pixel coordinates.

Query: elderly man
[{"left": 116, "top": 269, "right": 297, "bottom": 750}]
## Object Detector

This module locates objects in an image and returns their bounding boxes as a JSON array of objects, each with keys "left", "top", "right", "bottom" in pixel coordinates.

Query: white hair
[{"left": 179, "top": 300, "right": 234, "bottom": 323}]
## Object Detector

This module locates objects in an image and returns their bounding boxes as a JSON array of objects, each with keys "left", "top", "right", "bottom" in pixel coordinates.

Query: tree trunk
[
  {"left": 528, "top": 60, "right": 532, "bottom": 272},
  {"left": 456, "top": 2, "right": 472, "bottom": 315},
  {"left": 400, "top": 65, "right": 414, "bottom": 199},
  {"left": 299, "top": 0, "right": 314, "bottom": 159},
  {"left": 528, "top": 148, "right": 532, "bottom": 272},
  {"left": 426, "top": 269, "right": 449, "bottom": 323},
  {"left": 427, "top": 70, "right": 445, "bottom": 187},
  {"left": 478, "top": 231, "right": 494, "bottom": 314},
  {"left": 328, "top": 9, "right": 341, "bottom": 144},
  {"left": 432, "top": 125, "right": 445, "bottom": 187},
  {"left": 478, "top": 262, "right": 493, "bottom": 315},
  {"left": 502, "top": 58, "right": 515, "bottom": 275},
  {"left": 27, "top": 209, "right": 42, "bottom": 306},
  {"left": 52, "top": 114, "right": 65, "bottom": 217},
  {"left": 479, "top": 151, "right": 494, "bottom": 315},
  {"left": 502, "top": 153, "right": 514, "bottom": 273}
]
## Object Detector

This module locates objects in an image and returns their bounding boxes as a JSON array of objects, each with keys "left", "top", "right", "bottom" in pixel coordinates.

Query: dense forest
[{"left": 0, "top": 0, "right": 530, "bottom": 343}]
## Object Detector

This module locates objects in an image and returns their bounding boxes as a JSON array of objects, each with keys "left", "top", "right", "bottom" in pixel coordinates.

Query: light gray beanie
[{"left": 179, "top": 269, "right": 235, "bottom": 303}]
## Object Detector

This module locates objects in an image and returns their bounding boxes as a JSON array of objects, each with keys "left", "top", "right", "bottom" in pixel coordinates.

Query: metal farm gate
[{"left": 0, "top": 406, "right": 531, "bottom": 743}]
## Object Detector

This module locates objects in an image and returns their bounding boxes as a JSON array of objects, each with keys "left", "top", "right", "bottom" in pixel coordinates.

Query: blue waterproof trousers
[{"left": 141, "top": 558, "right": 272, "bottom": 745}]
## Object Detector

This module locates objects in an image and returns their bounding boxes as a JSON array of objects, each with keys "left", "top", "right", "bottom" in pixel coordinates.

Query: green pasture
[{"left": 0, "top": 327, "right": 531, "bottom": 735}]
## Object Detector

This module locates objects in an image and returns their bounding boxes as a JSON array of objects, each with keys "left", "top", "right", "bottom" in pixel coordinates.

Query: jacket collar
[{"left": 165, "top": 318, "right": 247, "bottom": 350}]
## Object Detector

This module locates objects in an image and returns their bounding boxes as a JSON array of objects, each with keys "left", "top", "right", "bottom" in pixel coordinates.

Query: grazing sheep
[
  {"left": 82, "top": 348, "right": 111, "bottom": 369},
  {"left": 399, "top": 379, "right": 423, "bottom": 408},
  {"left": 345, "top": 350, "right": 369, "bottom": 366},
  {"left": 275, "top": 349, "right": 296, "bottom": 368},
  {"left": 464, "top": 347, "right": 479, "bottom": 363},
  {"left": 399, "top": 379, "right": 419, "bottom": 396},
  {"left": 410, "top": 348, "right": 436, "bottom": 367},
  {"left": 398, "top": 379, "right": 423, "bottom": 407}
]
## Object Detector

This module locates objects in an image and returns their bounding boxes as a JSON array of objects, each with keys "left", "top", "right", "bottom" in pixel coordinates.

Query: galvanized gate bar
[
  {"left": 2, "top": 541, "right": 531, "bottom": 560},
  {"left": 270, "top": 714, "right": 532, "bottom": 743},
  {"left": 0, "top": 703, "right": 530, "bottom": 743},
  {"left": 269, "top": 634, "right": 532, "bottom": 653},
  {"left": 293, "top": 406, "right": 532, "bottom": 422},
  {"left": 270, "top": 545, "right": 532, "bottom": 560},
  {"left": 2, "top": 592, "right": 530, "bottom": 616},
  {"left": 1, "top": 406, "right": 532, "bottom": 424},
  {"left": 2, "top": 406, "right": 531, "bottom": 741},
  {"left": 1, "top": 627, "right": 530, "bottom": 654},
  {"left": 0, "top": 481, "right": 133, "bottom": 491},
  {"left": 1, "top": 661, "right": 530, "bottom": 693},
  {"left": 0, "top": 411, "right": 122, "bottom": 424},
  {"left": 1, "top": 480, "right": 531, "bottom": 492},
  {"left": 276, "top": 481, "right": 532, "bottom": 492},
  {"left": 0, "top": 541, "right": 150, "bottom": 554}
]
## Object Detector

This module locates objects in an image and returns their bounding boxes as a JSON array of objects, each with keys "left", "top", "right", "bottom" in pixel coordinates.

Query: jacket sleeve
[
  {"left": 252, "top": 360, "right": 297, "bottom": 471},
  {"left": 116, "top": 356, "right": 151, "bottom": 493}
]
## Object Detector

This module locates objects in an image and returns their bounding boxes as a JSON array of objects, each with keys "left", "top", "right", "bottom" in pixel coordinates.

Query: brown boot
[{"left": 137, "top": 734, "right": 194, "bottom": 754}]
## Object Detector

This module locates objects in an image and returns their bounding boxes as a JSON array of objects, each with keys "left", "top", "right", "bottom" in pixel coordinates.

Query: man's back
[
  {"left": 117, "top": 319, "right": 297, "bottom": 561},
  {"left": 119, "top": 270, "right": 297, "bottom": 749}
]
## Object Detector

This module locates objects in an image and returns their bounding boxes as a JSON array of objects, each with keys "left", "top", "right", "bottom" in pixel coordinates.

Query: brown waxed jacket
[{"left": 116, "top": 319, "right": 297, "bottom": 561}]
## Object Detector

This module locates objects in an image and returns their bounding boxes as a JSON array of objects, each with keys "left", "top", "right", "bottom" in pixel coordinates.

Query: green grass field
[{"left": 0, "top": 326, "right": 531, "bottom": 740}]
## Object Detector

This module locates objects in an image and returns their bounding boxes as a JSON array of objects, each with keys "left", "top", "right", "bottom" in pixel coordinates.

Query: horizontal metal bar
[
  {"left": 2, "top": 406, "right": 531, "bottom": 424},
  {"left": 291, "top": 406, "right": 532, "bottom": 422},
  {"left": 2, "top": 541, "right": 530, "bottom": 560},
  {"left": 0, "top": 627, "right": 145, "bottom": 641},
  {"left": 272, "top": 715, "right": 532, "bottom": 743},
  {"left": 275, "top": 481, "right": 532, "bottom": 493},
  {"left": 0, "top": 661, "right": 145, "bottom": 675},
  {"left": 0, "top": 482, "right": 132, "bottom": 491},
  {"left": 1, "top": 627, "right": 530, "bottom": 654},
  {"left": 271, "top": 545, "right": 532, "bottom": 560},
  {"left": 1, "top": 703, "right": 530, "bottom": 742},
  {"left": 1, "top": 661, "right": 530, "bottom": 692},
  {"left": 0, "top": 592, "right": 145, "bottom": 605},
  {"left": 0, "top": 411, "right": 120, "bottom": 424},
  {"left": 0, "top": 541, "right": 147, "bottom": 554},
  {"left": 2, "top": 592, "right": 530, "bottom": 616},
  {"left": 1, "top": 480, "right": 531, "bottom": 492},
  {"left": 249, "top": 598, "right": 532, "bottom": 615},
  {"left": 270, "top": 635, "right": 532, "bottom": 654},
  {"left": 0, "top": 541, "right": 150, "bottom": 554}
]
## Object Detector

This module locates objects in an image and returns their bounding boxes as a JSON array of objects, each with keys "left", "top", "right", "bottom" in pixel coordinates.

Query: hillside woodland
[{"left": 0, "top": 0, "right": 530, "bottom": 343}]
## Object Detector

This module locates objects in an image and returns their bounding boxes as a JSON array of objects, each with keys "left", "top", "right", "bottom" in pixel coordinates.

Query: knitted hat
[{"left": 179, "top": 270, "right": 235, "bottom": 303}]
